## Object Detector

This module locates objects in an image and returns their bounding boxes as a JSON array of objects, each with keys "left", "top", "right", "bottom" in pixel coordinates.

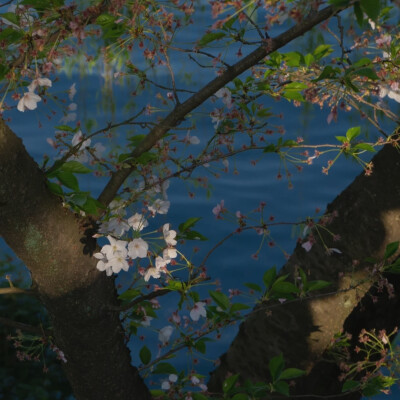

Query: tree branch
[{"left": 97, "top": 4, "right": 348, "bottom": 207}]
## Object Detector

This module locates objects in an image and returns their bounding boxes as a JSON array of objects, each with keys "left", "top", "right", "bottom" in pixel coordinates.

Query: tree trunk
[
  {"left": 0, "top": 119, "right": 151, "bottom": 400},
  {"left": 208, "top": 143, "right": 400, "bottom": 399}
]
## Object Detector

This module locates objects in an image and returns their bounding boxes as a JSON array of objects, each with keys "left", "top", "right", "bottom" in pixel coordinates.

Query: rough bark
[
  {"left": 208, "top": 143, "right": 400, "bottom": 398},
  {"left": 0, "top": 119, "right": 151, "bottom": 400}
]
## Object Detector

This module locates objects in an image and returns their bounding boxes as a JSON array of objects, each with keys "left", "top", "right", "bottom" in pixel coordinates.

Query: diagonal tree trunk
[
  {"left": 208, "top": 143, "right": 400, "bottom": 399},
  {"left": 0, "top": 119, "right": 151, "bottom": 399}
]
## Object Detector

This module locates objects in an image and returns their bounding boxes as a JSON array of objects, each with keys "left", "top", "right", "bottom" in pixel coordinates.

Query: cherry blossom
[
  {"left": 163, "top": 224, "right": 177, "bottom": 246},
  {"left": 141, "top": 316, "right": 153, "bottom": 327},
  {"left": 94, "top": 252, "right": 112, "bottom": 276},
  {"left": 148, "top": 199, "right": 170, "bottom": 215},
  {"left": 215, "top": 87, "right": 233, "bottom": 108},
  {"left": 190, "top": 302, "right": 207, "bottom": 321},
  {"left": 155, "top": 256, "right": 167, "bottom": 270},
  {"left": 101, "top": 236, "right": 128, "bottom": 259},
  {"left": 69, "top": 83, "right": 77, "bottom": 101},
  {"left": 28, "top": 77, "right": 52, "bottom": 92},
  {"left": 301, "top": 241, "right": 313, "bottom": 252},
  {"left": 163, "top": 247, "right": 177, "bottom": 262},
  {"left": 158, "top": 325, "right": 173, "bottom": 345},
  {"left": 106, "top": 253, "right": 130, "bottom": 274},
  {"left": 128, "top": 238, "right": 148, "bottom": 259},
  {"left": 144, "top": 266, "right": 161, "bottom": 282},
  {"left": 128, "top": 213, "right": 149, "bottom": 231},
  {"left": 17, "top": 92, "right": 42, "bottom": 112}
]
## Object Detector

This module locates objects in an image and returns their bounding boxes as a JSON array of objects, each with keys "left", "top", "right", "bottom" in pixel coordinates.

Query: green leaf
[
  {"left": 139, "top": 345, "right": 151, "bottom": 365},
  {"left": 269, "top": 354, "right": 284, "bottom": 381},
  {"left": 128, "top": 134, "right": 146, "bottom": 146},
  {"left": 263, "top": 144, "right": 277, "bottom": 153},
  {"left": 335, "top": 136, "right": 347, "bottom": 143},
  {"left": 192, "top": 393, "right": 210, "bottom": 400},
  {"left": 306, "top": 280, "right": 331, "bottom": 292},
  {"left": 152, "top": 362, "right": 178, "bottom": 374},
  {"left": 183, "top": 230, "right": 208, "bottom": 241},
  {"left": 346, "top": 126, "right": 361, "bottom": 141},
  {"left": 355, "top": 67, "right": 379, "bottom": 80},
  {"left": 284, "top": 82, "right": 308, "bottom": 90},
  {"left": 59, "top": 161, "right": 91, "bottom": 174},
  {"left": 179, "top": 217, "right": 201, "bottom": 232},
  {"left": 313, "top": 65, "right": 340, "bottom": 81},
  {"left": 46, "top": 181, "right": 64, "bottom": 196},
  {"left": 353, "top": 143, "right": 375, "bottom": 152},
  {"left": 283, "top": 52, "right": 302, "bottom": 67},
  {"left": 280, "top": 368, "right": 305, "bottom": 380},
  {"left": 223, "top": 373, "right": 240, "bottom": 393},
  {"left": 360, "top": 0, "right": 380, "bottom": 21},
  {"left": 198, "top": 32, "right": 226, "bottom": 47},
  {"left": 244, "top": 282, "right": 262, "bottom": 292},
  {"left": 304, "top": 53, "right": 314, "bottom": 67},
  {"left": 69, "top": 193, "right": 87, "bottom": 207},
  {"left": 263, "top": 267, "right": 277, "bottom": 289},
  {"left": 150, "top": 390, "right": 165, "bottom": 397},
  {"left": 230, "top": 303, "right": 250, "bottom": 313},
  {"left": 209, "top": 290, "right": 230, "bottom": 310},
  {"left": 342, "top": 380, "right": 360, "bottom": 392},
  {"left": 353, "top": 57, "right": 372, "bottom": 68},
  {"left": 271, "top": 281, "right": 299, "bottom": 294},
  {"left": 54, "top": 125, "right": 77, "bottom": 132},
  {"left": 55, "top": 171, "right": 79, "bottom": 191},
  {"left": 118, "top": 288, "right": 141, "bottom": 301},
  {"left": 231, "top": 394, "right": 249, "bottom": 400},
  {"left": 135, "top": 152, "right": 157, "bottom": 165},
  {"left": 195, "top": 339, "right": 207, "bottom": 354},
  {"left": 329, "top": 0, "right": 351, "bottom": 6},
  {"left": 81, "top": 196, "right": 104, "bottom": 215},
  {"left": 313, "top": 44, "right": 334, "bottom": 60},
  {"left": 354, "top": 2, "right": 364, "bottom": 27},
  {"left": 274, "top": 380, "right": 289, "bottom": 396},
  {"left": 0, "top": 12, "right": 19, "bottom": 25},
  {"left": 384, "top": 241, "right": 399, "bottom": 259},
  {"left": 96, "top": 13, "right": 116, "bottom": 25},
  {"left": 282, "top": 91, "right": 304, "bottom": 102}
]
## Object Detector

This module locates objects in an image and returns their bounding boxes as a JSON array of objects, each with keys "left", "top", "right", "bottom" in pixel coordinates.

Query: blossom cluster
[
  {"left": 17, "top": 77, "right": 52, "bottom": 112},
  {"left": 94, "top": 199, "right": 178, "bottom": 282}
]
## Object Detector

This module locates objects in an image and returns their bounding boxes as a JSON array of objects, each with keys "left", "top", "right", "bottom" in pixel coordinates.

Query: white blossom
[
  {"left": 101, "top": 236, "right": 128, "bottom": 259},
  {"left": 148, "top": 199, "right": 170, "bottom": 215},
  {"left": 163, "top": 247, "right": 177, "bottom": 262},
  {"left": 163, "top": 224, "right": 177, "bottom": 246},
  {"left": 158, "top": 325, "right": 173, "bottom": 344},
  {"left": 17, "top": 92, "right": 42, "bottom": 112},
  {"left": 128, "top": 213, "right": 149, "bottom": 231},
  {"left": 190, "top": 302, "right": 207, "bottom": 321},
  {"left": 215, "top": 88, "right": 233, "bottom": 108},
  {"left": 128, "top": 238, "right": 148, "bottom": 259},
  {"left": 69, "top": 83, "right": 77, "bottom": 101},
  {"left": 28, "top": 77, "right": 52, "bottom": 92},
  {"left": 144, "top": 266, "right": 161, "bottom": 281}
]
